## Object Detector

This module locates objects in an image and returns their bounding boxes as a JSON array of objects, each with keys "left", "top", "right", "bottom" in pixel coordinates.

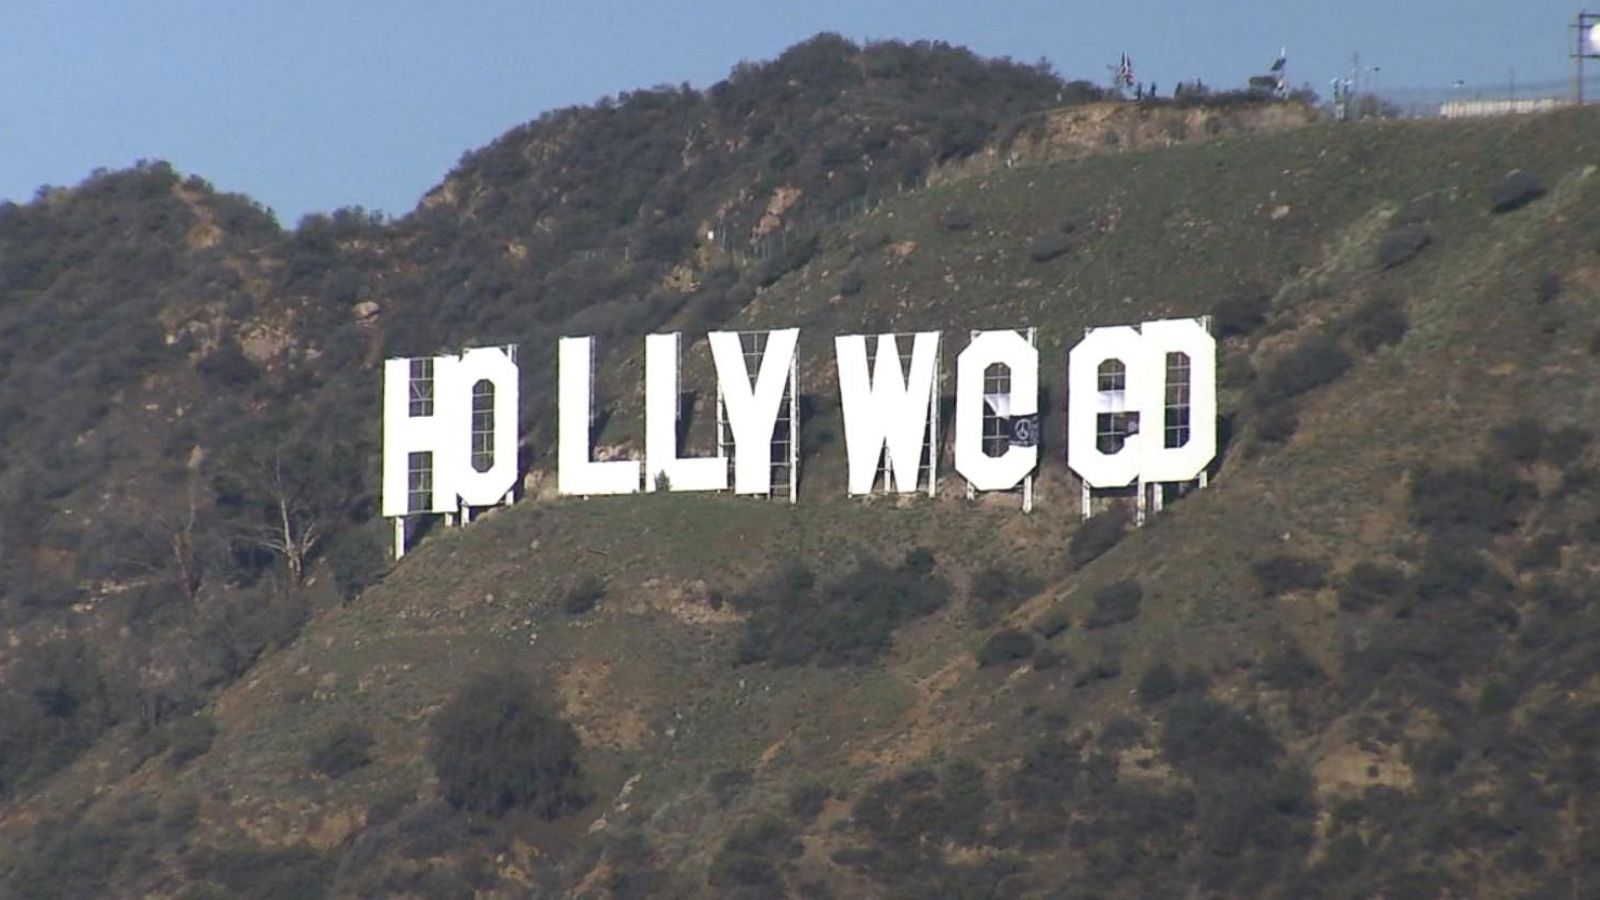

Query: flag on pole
[
  {"left": 1116, "top": 53, "right": 1135, "bottom": 88},
  {"left": 1269, "top": 48, "right": 1287, "bottom": 72}
]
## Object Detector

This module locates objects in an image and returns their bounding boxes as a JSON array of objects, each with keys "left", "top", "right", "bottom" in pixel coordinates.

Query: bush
[
  {"left": 735, "top": 551, "right": 949, "bottom": 667},
  {"left": 1409, "top": 464, "right": 1534, "bottom": 540},
  {"left": 326, "top": 525, "right": 388, "bottom": 601},
  {"left": 1031, "top": 645, "right": 1066, "bottom": 671},
  {"left": 850, "top": 762, "right": 991, "bottom": 861},
  {"left": 1032, "top": 608, "right": 1072, "bottom": 639},
  {"left": 1374, "top": 225, "right": 1433, "bottom": 269},
  {"left": 1138, "top": 661, "right": 1178, "bottom": 703},
  {"left": 1347, "top": 295, "right": 1408, "bottom": 352},
  {"left": 1026, "top": 229, "right": 1072, "bottom": 262},
  {"left": 1514, "top": 532, "right": 1565, "bottom": 572},
  {"left": 977, "top": 629, "right": 1035, "bottom": 667},
  {"left": 196, "top": 338, "right": 261, "bottom": 387},
  {"left": 788, "top": 782, "right": 830, "bottom": 823},
  {"left": 936, "top": 206, "right": 974, "bottom": 230},
  {"left": 838, "top": 268, "right": 865, "bottom": 296},
  {"left": 709, "top": 767, "right": 752, "bottom": 808},
  {"left": 308, "top": 722, "right": 374, "bottom": 778},
  {"left": 1260, "top": 644, "right": 1324, "bottom": 690},
  {"left": 1412, "top": 542, "right": 1504, "bottom": 602},
  {"left": 709, "top": 817, "right": 801, "bottom": 894},
  {"left": 1255, "top": 404, "right": 1299, "bottom": 444},
  {"left": 561, "top": 575, "right": 606, "bottom": 615},
  {"left": 191, "top": 842, "right": 335, "bottom": 900},
  {"left": 1085, "top": 579, "right": 1142, "bottom": 629},
  {"left": 1251, "top": 554, "right": 1328, "bottom": 596},
  {"left": 1161, "top": 695, "right": 1281, "bottom": 773},
  {"left": 1255, "top": 333, "right": 1351, "bottom": 405},
  {"left": 1336, "top": 561, "right": 1407, "bottom": 612},
  {"left": 1488, "top": 170, "right": 1546, "bottom": 213},
  {"left": 969, "top": 564, "right": 1044, "bottom": 627},
  {"left": 168, "top": 714, "right": 217, "bottom": 769},
  {"left": 1477, "top": 679, "right": 1517, "bottom": 714},
  {"left": 427, "top": 669, "right": 585, "bottom": 818},
  {"left": 1069, "top": 507, "right": 1128, "bottom": 568},
  {"left": 1491, "top": 417, "right": 1546, "bottom": 465},
  {"left": 1536, "top": 270, "right": 1562, "bottom": 304},
  {"left": 1213, "top": 293, "right": 1271, "bottom": 338},
  {"left": 1544, "top": 425, "right": 1591, "bottom": 465}
]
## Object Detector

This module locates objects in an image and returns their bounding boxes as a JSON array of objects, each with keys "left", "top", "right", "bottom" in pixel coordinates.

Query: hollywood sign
[{"left": 381, "top": 319, "right": 1215, "bottom": 558}]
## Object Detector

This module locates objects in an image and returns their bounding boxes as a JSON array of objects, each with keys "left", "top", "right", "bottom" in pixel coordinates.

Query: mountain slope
[{"left": 5, "top": 103, "right": 1600, "bottom": 899}]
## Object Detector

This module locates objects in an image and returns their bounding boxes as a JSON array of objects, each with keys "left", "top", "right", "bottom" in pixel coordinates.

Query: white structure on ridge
[
  {"left": 1068, "top": 317, "right": 1215, "bottom": 524},
  {"left": 382, "top": 345, "right": 520, "bottom": 559}
]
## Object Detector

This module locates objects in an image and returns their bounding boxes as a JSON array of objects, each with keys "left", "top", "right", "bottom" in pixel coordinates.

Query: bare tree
[
  {"left": 170, "top": 482, "right": 201, "bottom": 602},
  {"left": 253, "top": 454, "right": 320, "bottom": 584}
]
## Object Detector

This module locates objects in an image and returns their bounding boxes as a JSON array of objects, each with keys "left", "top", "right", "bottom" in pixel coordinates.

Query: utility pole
[{"left": 1576, "top": 10, "right": 1600, "bottom": 107}]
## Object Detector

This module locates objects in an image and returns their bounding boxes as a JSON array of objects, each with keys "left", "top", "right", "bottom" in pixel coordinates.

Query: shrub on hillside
[
  {"left": 1069, "top": 507, "right": 1128, "bottom": 568},
  {"left": 1489, "top": 170, "right": 1546, "bottom": 213},
  {"left": 709, "top": 817, "right": 802, "bottom": 895},
  {"left": 1213, "top": 293, "right": 1272, "bottom": 338},
  {"left": 1514, "top": 532, "right": 1566, "bottom": 573},
  {"left": 167, "top": 714, "right": 217, "bottom": 769},
  {"left": 196, "top": 338, "right": 261, "bottom": 387},
  {"left": 937, "top": 206, "right": 974, "bottom": 230},
  {"left": 1347, "top": 295, "right": 1408, "bottom": 352},
  {"left": 1160, "top": 695, "right": 1281, "bottom": 773},
  {"left": 1536, "top": 270, "right": 1562, "bottom": 304},
  {"left": 1251, "top": 554, "right": 1328, "bottom": 596},
  {"left": 1259, "top": 644, "right": 1324, "bottom": 690},
  {"left": 969, "top": 564, "right": 1044, "bottom": 627},
  {"left": 1412, "top": 542, "right": 1507, "bottom": 603},
  {"left": 561, "top": 575, "right": 606, "bottom": 615},
  {"left": 1255, "top": 403, "right": 1300, "bottom": 444},
  {"left": 427, "top": 669, "right": 585, "bottom": 818},
  {"left": 1490, "top": 417, "right": 1546, "bottom": 466},
  {"left": 1409, "top": 464, "right": 1534, "bottom": 540},
  {"left": 735, "top": 550, "right": 949, "bottom": 667},
  {"left": 1085, "top": 579, "right": 1143, "bottom": 629},
  {"left": 788, "top": 782, "right": 830, "bottom": 823},
  {"left": 308, "top": 721, "right": 374, "bottom": 778},
  {"left": 1336, "top": 561, "right": 1408, "bottom": 612},
  {"left": 1137, "top": 661, "right": 1179, "bottom": 703},
  {"left": 1374, "top": 225, "right": 1432, "bottom": 269},
  {"left": 709, "top": 767, "right": 752, "bottom": 808},
  {"left": 1032, "top": 608, "right": 1072, "bottom": 639},
  {"left": 977, "top": 629, "right": 1036, "bottom": 667},
  {"left": 189, "top": 842, "right": 335, "bottom": 900},
  {"left": 852, "top": 762, "right": 991, "bottom": 851},
  {"left": 838, "top": 267, "right": 866, "bottom": 296},
  {"left": 1254, "top": 333, "right": 1352, "bottom": 405},
  {"left": 1544, "top": 425, "right": 1591, "bottom": 465},
  {"left": 326, "top": 523, "right": 389, "bottom": 601},
  {"left": 1027, "top": 229, "right": 1072, "bottom": 262}
]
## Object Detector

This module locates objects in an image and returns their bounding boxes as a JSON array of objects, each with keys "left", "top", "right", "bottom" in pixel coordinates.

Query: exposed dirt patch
[{"left": 560, "top": 659, "right": 651, "bottom": 751}]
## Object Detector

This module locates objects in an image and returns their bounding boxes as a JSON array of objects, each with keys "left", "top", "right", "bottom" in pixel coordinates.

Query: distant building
[{"left": 1439, "top": 97, "right": 1566, "bottom": 119}]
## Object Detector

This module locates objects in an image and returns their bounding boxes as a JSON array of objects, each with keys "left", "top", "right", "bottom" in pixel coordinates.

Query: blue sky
[{"left": 2, "top": 1, "right": 1584, "bottom": 225}]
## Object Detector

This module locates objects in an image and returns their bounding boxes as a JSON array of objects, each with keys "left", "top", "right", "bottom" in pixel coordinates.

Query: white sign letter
[
  {"left": 1067, "top": 317, "right": 1216, "bottom": 488},
  {"left": 558, "top": 336, "right": 641, "bottom": 495},
  {"left": 708, "top": 329, "right": 799, "bottom": 495},
  {"left": 954, "top": 330, "right": 1038, "bottom": 492},
  {"left": 382, "top": 345, "right": 519, "bottom": 516},
  {"left": 835, "top": 332, "right": 940, "bottom": 495},
  {"left": 645, "top": 333, "right": 728, "bottom": 492}
]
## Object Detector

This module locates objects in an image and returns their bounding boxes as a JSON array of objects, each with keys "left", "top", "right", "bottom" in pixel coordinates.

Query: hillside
[{"left": 5, "top": 35, "right": 1600, "bottom": 900}]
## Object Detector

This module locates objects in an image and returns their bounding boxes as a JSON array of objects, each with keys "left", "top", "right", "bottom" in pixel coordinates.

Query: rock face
[{"left": 934, "top": 100, "right": 1317, "bottom": 184}]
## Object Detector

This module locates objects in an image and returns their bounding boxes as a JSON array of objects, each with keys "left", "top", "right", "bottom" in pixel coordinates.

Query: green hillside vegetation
[{"left": 5, "top": 33, "right": 1600, "bottom": 899}]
